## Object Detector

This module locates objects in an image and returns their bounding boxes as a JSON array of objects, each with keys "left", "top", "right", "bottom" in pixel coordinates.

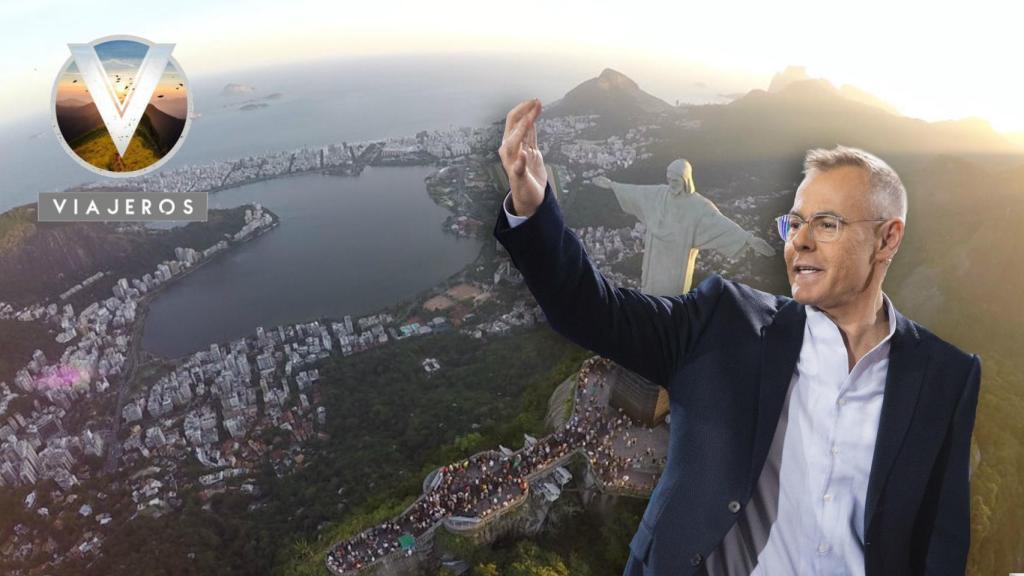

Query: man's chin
[{"left": 789, "top": 285, "right": 820, "bottom": 306}]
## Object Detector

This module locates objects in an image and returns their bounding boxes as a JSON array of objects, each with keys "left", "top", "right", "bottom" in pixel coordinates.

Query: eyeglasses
[{"left": 775, "top": 213, "right": 888, "bottom": 243}]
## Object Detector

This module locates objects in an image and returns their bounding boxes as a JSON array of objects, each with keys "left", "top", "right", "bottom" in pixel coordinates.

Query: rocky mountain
[
  {"left": 55, "top": 100, "right": 103, "bottom": 144},
  {"left": 767, "top": 65, "right": 899, "bottom": 114},
  {"left": 143, "top": 102, "right": 186, "bottom": 153},
  {"left": 544, "top": 68, "right": 673, "bottom": 130}
]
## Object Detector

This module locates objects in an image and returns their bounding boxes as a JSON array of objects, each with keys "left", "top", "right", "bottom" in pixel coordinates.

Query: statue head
[{"left": 667, "top": 159, "right": 695, "bottom": 195}]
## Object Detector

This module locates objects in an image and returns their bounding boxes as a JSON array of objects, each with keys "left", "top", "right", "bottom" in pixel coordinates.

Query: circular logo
[{"left": 51, "top": 35, "right": 192, "bottom": 177}]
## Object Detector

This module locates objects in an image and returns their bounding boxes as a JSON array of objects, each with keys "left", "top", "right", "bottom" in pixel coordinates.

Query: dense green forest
[
  {"left": 41, "top": 325, "right": 593, "bottom": 576},
  {"left": 433, "top": 490, "right": 647, "bottom": 576}
]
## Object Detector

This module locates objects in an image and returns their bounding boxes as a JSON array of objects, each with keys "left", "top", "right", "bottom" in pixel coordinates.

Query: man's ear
[{"left": 877, "top": 218, "right": 904, "bottom": 261}]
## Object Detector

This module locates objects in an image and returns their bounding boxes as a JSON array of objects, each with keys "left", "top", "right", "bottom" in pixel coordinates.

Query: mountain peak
[
  {"left": 596, "top": 68, "right": 639, "bottom": 90},
  {"left": 758, "top": 65, "right": 899, "bottom": 114},
  {"left": 545, "top": 68, "right": 671, "bottom": 124},
  {"left": 768, "top": 65, "right": 811, "bottom": 93}
]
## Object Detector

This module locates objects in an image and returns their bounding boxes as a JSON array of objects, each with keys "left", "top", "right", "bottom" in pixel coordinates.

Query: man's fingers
[
  {"left": 503, "top": 99, "right": 540, "bottom": 142},
  {"left": 499, "top": 129, "right": 522, "bottom": 167},
  {"left": 503, "top": 99, "right": 537, "bottom": 140},
  {"left": 500, "top": 99, "right": 543, "bottom": 186},
  {"left": 512, "top": 149, "right": 527, "bottom": 177},
  {"left": 525, "top": 100, "right": 541, "bottom": 150},
  {"left": 502, "top": 112, "right": 532, "bottom": 164},
  {"left": 527, "top": 122, "right": 538, "bottom": 150}
]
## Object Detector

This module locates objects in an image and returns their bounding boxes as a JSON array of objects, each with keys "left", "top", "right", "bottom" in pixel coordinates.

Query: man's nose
[{"left": 792, "top": 224, "right": 815, "bottom": 250}]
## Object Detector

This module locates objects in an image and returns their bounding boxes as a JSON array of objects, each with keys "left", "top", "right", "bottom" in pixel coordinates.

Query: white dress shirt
[
  {"left": 503, "top": 191, "right": 531, "bottom": 229},
  {"left": 502, "top": 191, "right": 898, "bottom": 575},
  {"left": 707, "top": 291, "right": 896, "bottom": 575}
]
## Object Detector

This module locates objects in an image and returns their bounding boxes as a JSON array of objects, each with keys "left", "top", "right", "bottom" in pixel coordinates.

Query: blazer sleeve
[
  {"left": 923, "top": 354, "right": 982, "bottom": 574},
  {"left": 493, "top": 180, "right": 725, "bottom": 389}
]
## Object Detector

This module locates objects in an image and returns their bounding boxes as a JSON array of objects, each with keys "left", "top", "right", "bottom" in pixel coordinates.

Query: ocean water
[
  {"left": 0, "top": 51, "right": 740, "bottom": 213},
  {"left": 0, "top": 53, "right": 597, "bottom": 210}
]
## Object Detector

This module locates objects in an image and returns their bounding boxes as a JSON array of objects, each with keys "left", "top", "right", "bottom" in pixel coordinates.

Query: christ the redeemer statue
[{"left": 592, "top": 159, "right": 775, "bottom": 296}]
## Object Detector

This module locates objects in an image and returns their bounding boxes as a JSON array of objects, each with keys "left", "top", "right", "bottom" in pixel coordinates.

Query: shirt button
[
  {"left": 831, "top": 446, "right": 840, "bottom": 455},
  {"left": 837, "top": 398, "right": 847, "bottom": 406},
  {"left": 823, "top": 493, "right": 833, "bottom": 501},
  {"left": 689, "top": 553, "right": 703, "bottom": 566},
  {"left": 728, "top": 500, "right": 741, "bottom": 513},
  {"left": 818, "top": 543, "right": 830, "bottom": 554}
]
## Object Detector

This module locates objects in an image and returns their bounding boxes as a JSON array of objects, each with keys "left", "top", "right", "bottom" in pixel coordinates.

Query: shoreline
[
  {"left": 134, "top": 168, "right": 490, "bottom": 362},
  {"left": 105, "top": 210, "right": 281, "bottom": 472},
  {"left": 0, "top": 150, "right": 432, "bottom": 216},
  {"left": 140, "top": 218, "right": 486, "bottom": 364}
]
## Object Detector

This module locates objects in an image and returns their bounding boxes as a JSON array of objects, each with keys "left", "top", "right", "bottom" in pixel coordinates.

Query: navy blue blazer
[{"left": 493, "top": 181, "right": 981, "bottom": 575}]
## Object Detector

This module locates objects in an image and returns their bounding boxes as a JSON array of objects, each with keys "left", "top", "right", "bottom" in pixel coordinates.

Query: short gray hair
[{"left": 802, "top": 145, "right": 907, "bottom": 222}]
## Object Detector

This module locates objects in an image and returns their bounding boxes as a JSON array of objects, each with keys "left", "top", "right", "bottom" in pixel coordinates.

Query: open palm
[{"left": 498, "top": 99, "right": 547, "bottom": 215}]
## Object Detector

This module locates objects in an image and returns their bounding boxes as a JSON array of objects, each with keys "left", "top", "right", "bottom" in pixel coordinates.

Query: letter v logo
[
  {"left": 68, "top": 42, "right": 174, "bottom": 158},
  {"left": 52, "top": 35, "right": 192, "bottom": 177}
]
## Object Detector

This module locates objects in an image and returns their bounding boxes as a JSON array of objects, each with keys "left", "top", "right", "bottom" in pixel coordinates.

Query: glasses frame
[{"left": 775, "top": 213, "right": 889, "bottom": 243}]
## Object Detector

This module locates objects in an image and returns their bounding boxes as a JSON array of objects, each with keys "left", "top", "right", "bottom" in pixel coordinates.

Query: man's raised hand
[{"left": 499, "top": 98, "right": 547, "bottom": 217}]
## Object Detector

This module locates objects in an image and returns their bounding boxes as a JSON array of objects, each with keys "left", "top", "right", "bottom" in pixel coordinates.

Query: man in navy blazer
[{"left": 492, "top": 99, "right": 981, "bottom": 575}]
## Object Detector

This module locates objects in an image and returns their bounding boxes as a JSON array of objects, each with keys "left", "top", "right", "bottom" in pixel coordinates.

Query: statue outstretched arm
[
  {"left": 593, "top": 178, "right": 651, "bottom": 221},
  {"left": 746, "top": 235, "right": 776, "bottom": 257},
  {"left": 695, "top": 205, "right": 776, "bottom": 258}
]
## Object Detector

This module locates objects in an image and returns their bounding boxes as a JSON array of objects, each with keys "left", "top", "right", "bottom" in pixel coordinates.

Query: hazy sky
[{"left": 1, "top": 0, "right": 1022, "bottom": 131}]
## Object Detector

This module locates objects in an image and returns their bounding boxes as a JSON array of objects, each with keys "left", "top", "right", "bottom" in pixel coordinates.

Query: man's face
[{"left": 784, "top": 166, "right": 882, "bottom": 309}]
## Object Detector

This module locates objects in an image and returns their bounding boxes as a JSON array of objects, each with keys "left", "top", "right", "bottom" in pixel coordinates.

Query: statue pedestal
[{"left": 607, "top": 363, "right": 669, "bottom": 426}]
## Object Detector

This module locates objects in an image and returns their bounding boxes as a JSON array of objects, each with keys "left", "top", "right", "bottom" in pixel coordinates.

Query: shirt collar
[{"left": 881, "top": 292, "right": 896, "bottom": 340}]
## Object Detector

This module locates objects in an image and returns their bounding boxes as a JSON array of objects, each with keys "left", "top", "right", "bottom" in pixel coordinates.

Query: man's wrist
[
  {"left": 508, "top": 193, "right": 539, "bottom": 218},
  {"left": 504, "top": 190, "right": 531, "bottom": 228},
  {"left": 506, "top": 193, "right": 520, "bottom": 216}
]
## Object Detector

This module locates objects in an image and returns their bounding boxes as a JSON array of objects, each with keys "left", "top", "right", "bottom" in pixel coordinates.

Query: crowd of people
[
  {"left": 326, "top": 520, "right": 409, "bottom": 573},
  {"left": 326, "top": 357, "right": 663, "bottom": 574}
]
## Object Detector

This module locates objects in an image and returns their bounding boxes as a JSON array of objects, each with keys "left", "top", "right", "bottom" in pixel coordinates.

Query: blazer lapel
[
  {"left": 749, "top": 298, "right": 806, "bottom": 486},
  {"left": 863, "top": 309, "right": 928, "bottom": 535}
]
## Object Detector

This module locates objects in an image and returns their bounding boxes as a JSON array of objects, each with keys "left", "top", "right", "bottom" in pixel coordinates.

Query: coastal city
[{"left": 0, "top": 110, "right": 781, "bottom": 573}]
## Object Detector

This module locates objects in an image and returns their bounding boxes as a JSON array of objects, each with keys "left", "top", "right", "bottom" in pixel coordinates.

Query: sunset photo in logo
[{"left": 51, "top": 36, "right": 191, "bottom": 176}]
